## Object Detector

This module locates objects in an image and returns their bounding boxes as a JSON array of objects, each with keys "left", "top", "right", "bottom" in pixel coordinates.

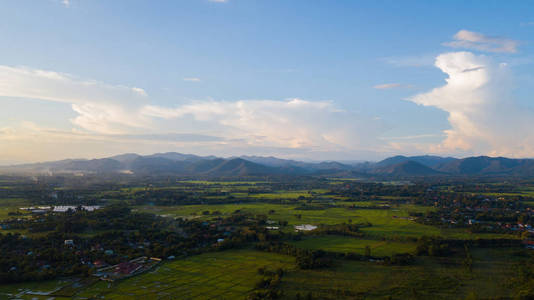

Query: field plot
[
  {"left": 290, "top": 235, "right": 417, "bottom": 256},
  {"left": 137, "top": 202, "right": 515, "bottom": 239},
  {"left": 280, "top": 247, "right": 524, "bottom": 299},
  {"left": 0, "top": 198, "right": 31, "bottom": 220},
  {"left": 77, "top": 249, "right": 295, "bottom": 299},
  {"left": 177, "top": 180, "right": 269, "bottom": 185}
]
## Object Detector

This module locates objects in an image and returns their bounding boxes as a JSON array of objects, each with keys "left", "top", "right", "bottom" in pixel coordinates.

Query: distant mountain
[
  {"left": 376, "top": 155, "right": 457, "bottom": 169},
  {"left": 147, "top": 152, "right": 217, "bottom": 162},
  {"left": 4, "top": 152, "right": 534, "bottom": 178},
  {"left": 109, "top": 153, "right": 142, "bottom": 164},
  {"left": 436, "top": 156, "right": 534, "bottom": 176},
  {"left": 200, "top": 158, "right": 274, "bottom": 176},
  {"left": 239, "top": 156, "right": 352, "bottom": 171},
  {"left": 124, "top": 157, "right": 275, "bottom": 176},
  {"left": 127, "top": 157, "right": 189, "bottom": 173},
  {"left": 372, "top": 160, "right": 442, "bottom": 176},
  {"left": 238, "top": 156, "right": 301, "bottom": 167}
]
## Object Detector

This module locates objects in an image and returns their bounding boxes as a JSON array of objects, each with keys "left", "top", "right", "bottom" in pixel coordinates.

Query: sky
[{"left": 1, "top": 0, "right": 534, "bottom": 164}]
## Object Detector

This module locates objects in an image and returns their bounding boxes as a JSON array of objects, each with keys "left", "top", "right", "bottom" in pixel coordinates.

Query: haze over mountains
[{"left": 3, "top": 153, "right": 534, "bottom": 178}]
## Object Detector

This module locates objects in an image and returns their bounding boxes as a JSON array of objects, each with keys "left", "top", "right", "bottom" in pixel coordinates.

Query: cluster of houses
[
  {"left": 422, "top": 195, "right": 534, "bottom": 249},
  {"left": 93, "top": 256, "right": 161, "bottom": 282},
  {"left": 262, "top": 220, "right": 317, "bottom": 232},
  {"left": 19, "top": 205, "right": 101, "bottom": 214}
]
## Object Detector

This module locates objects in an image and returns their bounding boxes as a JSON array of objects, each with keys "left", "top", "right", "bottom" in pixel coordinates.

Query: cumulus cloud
[
  {"left": 408, "top": 51, "right": 534, "bottom": 157},
  {"left": 443, "top": 30, "right": 518, "bottom": 53},
  {"left": 0, "top": 65, "right": 388, "bottom": 161}
]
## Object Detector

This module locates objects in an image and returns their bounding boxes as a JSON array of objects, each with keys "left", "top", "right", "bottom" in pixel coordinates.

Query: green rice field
[
  {"left": 289, "top": 235, "right": 417, "bottom": 256},
  {"left": 77, "top": 249, "right": 295, "bottom": 299}
]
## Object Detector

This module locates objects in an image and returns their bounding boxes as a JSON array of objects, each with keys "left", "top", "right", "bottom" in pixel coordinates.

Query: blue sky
[{"left": 1, "top": 0, "right": 534, "bottom": 163}]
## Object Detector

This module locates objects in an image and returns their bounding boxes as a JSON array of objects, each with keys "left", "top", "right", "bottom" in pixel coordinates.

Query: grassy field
[
  {"left": 77, "top": 249, "right": 295, "bottom": 299},
  {"left": 280, "top": 247, "right": 524, "bottom": 299},
  {"left": 0, "top": 247, "right": 525, "bottom": 300},
  {"left": 177, "top": 180, "right": 270, "bottom": 185},
  {"left": 48, "top": 247, "right": 527, "bottom": 299},
  {"left": 136, "top": 202, "right": 516, "bottom": 240},
  {"left": 0, "top": 198, "right": 31, "bottom": 221},
  {"left": 289, "top": 235, "right": 417, "bottom": 256}
]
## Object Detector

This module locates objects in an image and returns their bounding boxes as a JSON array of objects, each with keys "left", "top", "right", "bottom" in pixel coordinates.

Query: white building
[{"left": 294, "top": 224, "right": 317, "bottom": 231}]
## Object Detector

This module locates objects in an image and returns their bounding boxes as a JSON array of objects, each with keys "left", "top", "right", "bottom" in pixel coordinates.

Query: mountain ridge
[{"left": 3, "top": 152, "right": 534, "bottom": 178}]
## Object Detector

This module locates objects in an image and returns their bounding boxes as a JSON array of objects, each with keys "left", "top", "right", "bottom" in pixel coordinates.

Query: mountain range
[{"left": 2, "top": 153, "right": 534, "bottom": 178}]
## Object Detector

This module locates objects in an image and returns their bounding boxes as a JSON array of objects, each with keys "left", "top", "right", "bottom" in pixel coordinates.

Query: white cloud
[
  {"left": 131, "top": 87, "right": 147, "bottom": 96},
  {"left": 443, "top": 30, "right": 518, "bottom": 53},
  {"left": 183, "top": 77, "right": 201, "bottom": 82},
  {"left": 408, "top": 51, "right": 534, "bottom": 157},
  {"left": 373, "top": 83, "right": 402, "bottom": 90},
  {"left": 62, "top": 0, "right": 70, "bottom": 7},
  {"left": 208, "top": 0, "right": 228, "bottom": 3},
  {"left": 373, "top": 83, "right": 414, "bottom": 90},
  {"left": 380, "top": 133, "right": 445, "bottom": 141},
  {"left": 0, "top": 65, "right": 389, "bottom": 161},
  {"left": 142, "top": 98, "right": 385, "bottom": 151},
  {"left": 0, "top": 65, "right": 150, "bottom": 134}
]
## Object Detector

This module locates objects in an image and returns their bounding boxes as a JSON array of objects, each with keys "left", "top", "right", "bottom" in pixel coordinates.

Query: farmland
[
  {"left": 78, "top": 250, "right": 295, "bottom": 299},
  {"left": 279, "top": 247, "right": 523, "bottom": 299},
  {"left": 288, "top": 236, "right": 417, "bottom": 257},
  {"left": 135, "top": 202, "right": 515, "bottom": 240},
  {"left": 1, "top": 176, "right": 534, "bottom": 299},
  {"left": 0, "top": 247, "right": 523, "bottom": 299}
]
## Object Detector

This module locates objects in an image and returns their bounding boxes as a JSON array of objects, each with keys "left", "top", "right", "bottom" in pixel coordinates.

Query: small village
[{"left": 94, "top": 256, "right": 161, "bottom": 282}]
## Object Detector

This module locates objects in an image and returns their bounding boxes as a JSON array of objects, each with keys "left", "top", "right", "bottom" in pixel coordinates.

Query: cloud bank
[
  {"left": 0, "top": 66, "right": 150, "bottom": 134},
  {"left": 409, "top": 51, "right": 534, "bottom": 157},
  {"left": 0, "top": 65, "right": 387, "bottom": 162},
  {"left": 143, "top": 98, "right": 386, "bottom": 151}
]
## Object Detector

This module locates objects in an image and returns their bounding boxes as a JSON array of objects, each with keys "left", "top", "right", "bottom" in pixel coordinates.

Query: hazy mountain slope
[
  {"left": 109, "top": 153, "right": 142, "bottom": 164},
  {"left": 376, "top": 155, "right": 457, "bottom": 169},
  {"left": 4, "top": 153, "right": 534, "bottom": 177},
  {"left": 203, "top": 158, "right": 275, "bottom": 176},
  {"left": 372, "top": 160, "right": 442, "bottom": 176},
  {"left": 436, "top": 156, "right": 534, "bottom": 175},
  {"left": 147, "top": 152, "right": 217, "bottom": 162},
  {"left": 127, "top": 157, "right": 189, "bottom": 174}
]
